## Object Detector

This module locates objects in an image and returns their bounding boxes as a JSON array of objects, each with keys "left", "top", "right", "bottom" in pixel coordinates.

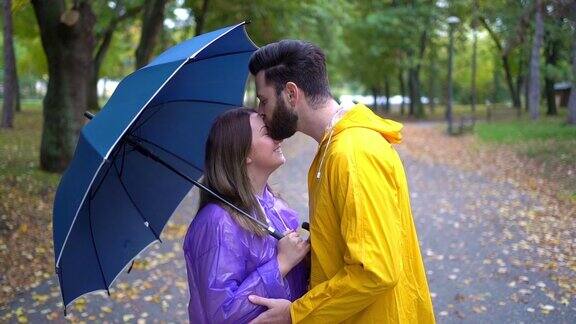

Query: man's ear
[{"left": 285, "top": 82, "right": 299, "bottom": 105}]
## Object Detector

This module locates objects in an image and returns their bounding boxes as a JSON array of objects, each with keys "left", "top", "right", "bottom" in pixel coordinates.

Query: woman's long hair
[{"left": 198, "top": 108, "right": 267, "bottom": 236}]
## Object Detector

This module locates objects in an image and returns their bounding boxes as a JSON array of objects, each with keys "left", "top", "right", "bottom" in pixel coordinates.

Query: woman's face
[{"left": 247, "top": 113, "right": 285, "bottom": 173}]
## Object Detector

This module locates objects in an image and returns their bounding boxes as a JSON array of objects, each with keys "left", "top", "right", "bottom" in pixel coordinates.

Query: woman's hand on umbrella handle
[{"left": 277, "top": 231, "right": 310, "bottom": 277}]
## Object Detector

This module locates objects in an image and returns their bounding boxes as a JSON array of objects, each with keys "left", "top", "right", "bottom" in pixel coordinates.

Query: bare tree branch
[
  {"left": 94, "top": 5, "right": 143, "bottom": 70},
  {"left": 479, "top": 16, "right": 503, "bottom": 52}
]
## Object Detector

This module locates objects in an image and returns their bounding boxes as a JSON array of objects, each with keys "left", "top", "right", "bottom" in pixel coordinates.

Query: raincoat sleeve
[
  {"left": 188, "top": 216, "right": 290, "bottom": 323},
  {"left": 291, "top": 148, "right": 403, "bottom": 322}
]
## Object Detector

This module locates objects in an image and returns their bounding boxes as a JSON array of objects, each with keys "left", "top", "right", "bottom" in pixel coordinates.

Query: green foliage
[
  {"left": 8, "top": 3, "right": 47, "bottom": 76},
  {"left": 453, "top": 33, "right": 498, "bottom": 103},
  {"left": 100, "top": 24, "right": 140, "bottom": 79},
  {"left": 3, "top": 0, "right": 574, "bottom": 115},
  {"left": 341, "top": 1, "right": 440, "bottom": 95}
]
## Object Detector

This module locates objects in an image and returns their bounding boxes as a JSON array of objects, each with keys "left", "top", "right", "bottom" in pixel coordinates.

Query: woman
[{"left": 183, "top": 108, "right": 309, "bottom": 323}]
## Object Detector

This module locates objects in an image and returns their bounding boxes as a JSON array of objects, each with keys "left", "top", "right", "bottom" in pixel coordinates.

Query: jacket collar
[{"left": 257, "top": 185, "right": 275, "bottom": 210}]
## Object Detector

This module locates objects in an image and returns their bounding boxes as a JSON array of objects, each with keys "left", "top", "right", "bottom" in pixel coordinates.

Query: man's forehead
[{"left": 255, "top": 70, "right": 266, "bottom": 83}]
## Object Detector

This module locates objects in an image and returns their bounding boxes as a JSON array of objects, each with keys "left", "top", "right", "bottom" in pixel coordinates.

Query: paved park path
[{"left": 1, "top": 123, "right": 574, "bottom": 323}]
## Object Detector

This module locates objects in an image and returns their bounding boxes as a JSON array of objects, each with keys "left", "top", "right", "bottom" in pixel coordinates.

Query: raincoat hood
[
  {"left": 329, "top": 103, "right": 403, "bottom": 145},
  {"left": 315, "top": 104, "right": 403, "bottom": 180}
]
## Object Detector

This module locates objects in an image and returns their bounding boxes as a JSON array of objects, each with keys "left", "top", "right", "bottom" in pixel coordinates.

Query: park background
[{"left": 0, "top": 0, "right": 575, "bottom": 322}]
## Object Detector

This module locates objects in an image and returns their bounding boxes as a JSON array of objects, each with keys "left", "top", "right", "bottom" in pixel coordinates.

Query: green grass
[
  {"left": 0, "top": 100, "right": 60, "bottom": 190},
  {"left": 475, "top": 116, "right": 576, "bottom": 198},
  {"left": 476, "top": 118, "right": 576, "bottom": 143}
]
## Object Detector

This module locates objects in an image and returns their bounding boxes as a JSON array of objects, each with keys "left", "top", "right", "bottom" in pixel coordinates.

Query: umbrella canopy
[{"left": 53, "top": 22, "right": 260, "bottom": 308}]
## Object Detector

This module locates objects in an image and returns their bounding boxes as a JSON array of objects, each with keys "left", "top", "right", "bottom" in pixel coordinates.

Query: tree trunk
[
  {"left": 516, "top": 51, "right": 526, "bottom": 114},
  {"left": 519, "top": 52, "right": 527, "bottom": 111},
  {"left": 409, "top": 30, "right": 427, "bottom": 118},
  {"left": 471, "top": 0, "right": 478, "bottom": 116},
  {"left": 87, "top": 74, "right": 100, "bottom": 112},
  {"left": 194, "top": 0, "right": 210, "bottom": 36},
  {"left": 544, "top": 78, "right": 556, "bottom": 115},
  {"left": 447, "top": 23, "right": 456, "bottom": 134},
  {"left": 135, "top": 0, "right": 168, "bottom": 69},
  {"left": 14, "top": 73, "right": 21, "bottom": 112},
  {"left": 408, "top": 68, "right": 418, "bottom": 116},
  {"left": 427, "top": 51, "right": 436, "bottom": 113},
  {"left": 427, "top": 71, "right": 435, "bottom": 113},
  {"left": 32, "top": 1, "right": 96, "bottom": 172},
  {"left": 480, "top": 17, "right": 521, "bottom": 109},
  {"left": 384, "top": 77, "right": 391, "bottom": 113},
  {"left": 528, "top": 0, "right": 543, "bottom": 120},
  {"left": 2, "top": 0, "right": 17, "bottom": 128},
  {"left": 505, "top": 55, "right": 522, "bottom": 109},
  {"left": 371, "top": 87, "right": 379, "bottom": 113},
  {"left": 399, "top": 71, "right": 405, "bottom": 115},
  {"left": 544, "top": 29, "right": 560, "bottom": 115},
  {"left": 525, "top": 72, "right": 530, "bottom": 112},
  {"left": 567, "top": 32, "right": 576, "bottom": 125}
]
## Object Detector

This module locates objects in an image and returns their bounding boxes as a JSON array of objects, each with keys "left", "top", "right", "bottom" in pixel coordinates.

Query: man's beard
[{"left": 267, "top": 96, "right": 298, "bottom": 140}]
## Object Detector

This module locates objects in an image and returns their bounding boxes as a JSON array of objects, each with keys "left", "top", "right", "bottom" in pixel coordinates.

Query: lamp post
[{"left": 446, "top": 16, "right": 460, "bottom": 134}]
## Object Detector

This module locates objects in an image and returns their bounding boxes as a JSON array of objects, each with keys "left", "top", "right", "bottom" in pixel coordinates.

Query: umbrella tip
[{"left": 84, "top": 111, "right": 95, "bottom": 120}]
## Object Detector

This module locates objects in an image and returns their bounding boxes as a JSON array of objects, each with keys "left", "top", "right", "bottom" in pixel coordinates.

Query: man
[{"left": 247, "top": 40, "right": 435, "bottom": 323}]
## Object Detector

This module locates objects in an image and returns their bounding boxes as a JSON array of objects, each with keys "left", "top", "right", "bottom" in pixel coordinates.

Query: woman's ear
[{"left": 246, "top": 156, "right": 253, "bottom": 164}]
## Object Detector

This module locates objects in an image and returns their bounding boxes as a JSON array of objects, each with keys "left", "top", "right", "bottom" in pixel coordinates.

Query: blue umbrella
[{"left": 52, "top": 22, "right": 281, "bottom": 311}]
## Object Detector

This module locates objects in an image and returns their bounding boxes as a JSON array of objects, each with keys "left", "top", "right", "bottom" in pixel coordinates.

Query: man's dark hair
[{"left": 249, "top": 40, "right": 332, "bottom": 106}]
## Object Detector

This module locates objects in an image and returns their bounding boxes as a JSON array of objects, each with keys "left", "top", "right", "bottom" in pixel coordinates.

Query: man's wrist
[{"left": 285, "top": 300, "right": 293, "bottom": 323}]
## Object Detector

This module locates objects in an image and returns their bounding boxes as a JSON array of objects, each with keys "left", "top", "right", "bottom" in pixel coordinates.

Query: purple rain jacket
[{"left": 183, "top": 187, "right": 309, "bottom": 323}]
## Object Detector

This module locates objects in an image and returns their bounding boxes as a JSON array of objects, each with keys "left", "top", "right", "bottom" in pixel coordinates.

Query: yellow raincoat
[{"left": 290, "top": 104, "right": 435, "bottom": 323}]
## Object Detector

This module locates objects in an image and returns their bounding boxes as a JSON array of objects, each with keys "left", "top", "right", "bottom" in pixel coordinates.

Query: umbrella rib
[
  {"left": 120, "top": 142, "right": 127, "bottom": 175},
  {"left": 126, "top": 136, "right": 283, "bottom": 240},
  {"left": 87, "top": 193, "right": 111, "bottom": 297},
  {"left": 113, "top": 162, "right": 163, "bottom": 242},
  {"left": 130, "top": 103, "right": 165, "bottom": 133},
  {"left": 90, "top": 143, "right": 128, "bottom": 199},
  {"left": 188, "top": 49, "right": 256, "bottom": 64},
  {"left": 130, "top": 135, "right": 204, "bottom": 174}
]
